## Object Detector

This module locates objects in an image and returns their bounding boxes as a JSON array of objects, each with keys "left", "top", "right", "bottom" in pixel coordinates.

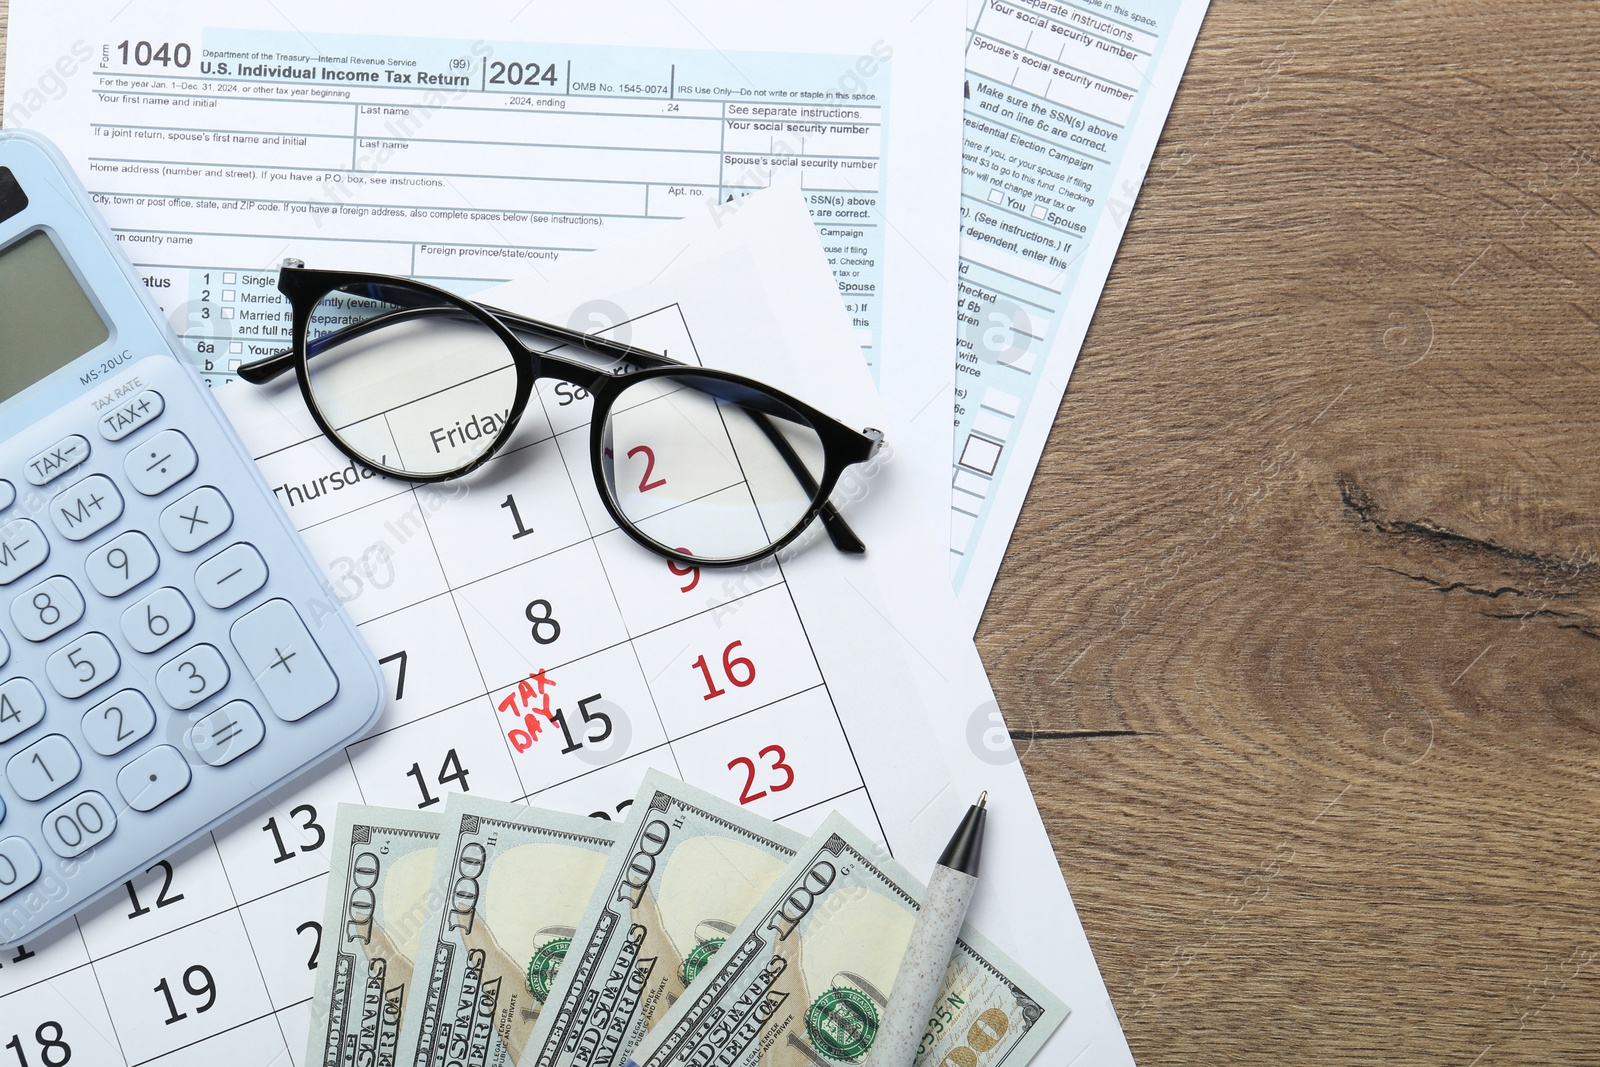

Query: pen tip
[{"left": 976, "top": 791, "right": 987, "bottom": 808}]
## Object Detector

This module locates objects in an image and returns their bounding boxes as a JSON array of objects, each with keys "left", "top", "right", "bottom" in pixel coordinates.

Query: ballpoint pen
[{"left": 866, "top": 792, "right": 988, "bottom": 1067}]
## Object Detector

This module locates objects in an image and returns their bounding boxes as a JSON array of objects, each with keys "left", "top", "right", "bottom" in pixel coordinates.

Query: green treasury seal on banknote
[
  {"left": 625, "top": 812, "right": 1069, "bottom": 1067},
  {"left": 524, "top": 769, "right": 805, "bottom": 1067},
  {"left": 395, "top": 792, "right": 619, "bottom": 1066},
  {"left": 306, "top": 804, "right": 447, "bottom": 1067}
]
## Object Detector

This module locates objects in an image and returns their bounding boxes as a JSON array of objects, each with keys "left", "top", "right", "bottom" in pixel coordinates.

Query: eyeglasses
[{"left": 238, "top": 264, "right": 884, "bottom": 567}]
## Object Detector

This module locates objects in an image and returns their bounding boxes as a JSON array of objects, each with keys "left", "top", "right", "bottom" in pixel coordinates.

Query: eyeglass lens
[
  {"left": 301, "top": 280, "right": 831, "bottom": 560},
  {"left": 600, "top": 373, "right": 827, "bottom": 562},
  {"left": 305, "top": 282, "right": 518, "bottom": 477}
]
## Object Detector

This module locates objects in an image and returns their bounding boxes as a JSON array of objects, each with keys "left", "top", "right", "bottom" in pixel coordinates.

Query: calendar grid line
[
  {"left": 342, "top": 747, "right": 369, "bottom": 804},
  {"left": 128, "top": 1004, "right": 289, "bottom": 1067},
  {"left": 70, "top": 954, "right": 137, "bottom": 1067},
  {"left": 517, "top": 680, "right": 830, "bottom": 805},
  {"left": 247, "top": 403, "right": 557, "bottom": 472},
  {"left": 337, "top": 571, "right": 794, "bottom": 756},
  {"left": 228, "top": 924, "right": 298, "bottom": 1060},
  {"left": 765, "top": 564, "right": 892, "bottom": 848},
  {"left": 60, "top": 863, "right": 329, "bottom": 974},
  {"left": 771, "top": 784, "right": 869, "bottom": 824},
  {"left": 530, "top": 368, "right": 684, "bottom": 784},
  {"left": 402, "top": 480, "right": 532, "bottom": 798},
  {"left": 209, "top": 831, "right": 298, "bottom": 1059}
]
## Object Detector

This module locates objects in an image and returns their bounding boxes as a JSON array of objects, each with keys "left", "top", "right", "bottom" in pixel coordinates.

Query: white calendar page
[
  {"left": 0, "top": 191, "right": 1128, "bottom": 1067},
  {"left": 0, "top": 193, "right": 966, "bottom": 1066}
]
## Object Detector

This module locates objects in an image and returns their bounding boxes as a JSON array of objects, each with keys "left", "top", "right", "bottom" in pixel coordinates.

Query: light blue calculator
[{"left": 0, "top": 130, "right": 384, "bottom": 946}]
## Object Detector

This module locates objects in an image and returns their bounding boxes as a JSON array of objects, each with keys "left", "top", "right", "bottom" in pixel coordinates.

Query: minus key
[{"left": 194, "top": 542, "right": 269, "bottom": 609}]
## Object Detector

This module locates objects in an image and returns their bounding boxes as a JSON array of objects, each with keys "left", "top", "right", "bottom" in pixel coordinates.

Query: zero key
[{"left": 0, "top": 837, "right": 42, "bottom": 902}]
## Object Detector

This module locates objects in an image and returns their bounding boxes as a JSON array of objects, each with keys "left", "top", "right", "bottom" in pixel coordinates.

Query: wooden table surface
[{"left": 4, "top": 2, "right": 1598, "bottom": 1063}]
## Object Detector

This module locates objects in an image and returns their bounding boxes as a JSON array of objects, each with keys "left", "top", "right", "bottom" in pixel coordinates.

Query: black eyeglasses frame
[{"left": 238, "top": 264, "right": 884, "bottom": 567}]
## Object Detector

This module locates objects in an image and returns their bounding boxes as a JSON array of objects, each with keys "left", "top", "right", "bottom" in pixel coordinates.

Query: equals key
[{"left": 125, "top": 430, "right": 198, "bottom": 496}]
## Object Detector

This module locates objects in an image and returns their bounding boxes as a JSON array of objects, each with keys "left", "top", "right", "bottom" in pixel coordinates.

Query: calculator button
[
  {"left": 41, "top": 790, "right": 116, "bottom": 857},
  {"left": 0, "top": 630, "right": 8, "bottom": 671},
  {"left": 0, "top": 679, "right": 46, "bottom": 744},
  {"left": 49, "top": 475, "right": 124, "bottom": 542},
  {"left": 195, "top": 543, "right": 269, "bottom": 610},
  {"left": 117, "top": 745, "right": 192, "bottom": 812},
  {"left": 0, "top": 837, "right": 41, "bottom": 902},
  {"left": 11, "top": 575, "right": 86, "bottom": 642},
  {"left": 190, "top": 700, "right": 265, "bottom": 767},
  {"left": 160, "top": 486, "right": 232, "bottom": 553},
  {"left": 121, "top": 587, "right": 194, "bottom": 655},
  {"left": 7, "top": 734, "right": 82, "bottom": 802},
  {"left": 99, "top": 388, "right": 164, "bottom": 441},
  {"left": 0, "top": 480, "right": 13, "bottom": 512},
  {"left": 25, "top": 435, "right": 91, "bottom": 487},
  {"left": 45, "top": 633, "right": 120, "bottom": 700},
  {"left": 84, "top": 531, "right": 161, "bottom": 598},
  {"left": 0, "top": 519, "right": 49, "bottom": 586},
  {"left": 156, "top": 642, "right": 229, "bottom": 710},
  {"left": 81, "top": 689, "right": 156, "bottom": 757},
  {"left": 231, "top": 599, "right": 337, "bottom": 722},
  {"left": 124, "top": 429, "right": 199, "bottom": 496}
]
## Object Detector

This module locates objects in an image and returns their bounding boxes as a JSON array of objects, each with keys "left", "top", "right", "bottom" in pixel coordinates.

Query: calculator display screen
[{"left": 0, "top": 229, "right": 112, "bottom": 400}]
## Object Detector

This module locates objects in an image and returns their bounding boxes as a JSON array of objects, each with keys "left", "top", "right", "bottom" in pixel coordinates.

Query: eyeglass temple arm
[
  {"left": 746, "top": 409, "right": 866, "bottom": 555},
  {"left": 236, "top": 302, "right": 869, "bottom": 555},
  {"left": 237, "top": 300, "right": 676, "bottom": 384},
  {"left": 487, "top": 313, "right": 864, "bottom": 553}
]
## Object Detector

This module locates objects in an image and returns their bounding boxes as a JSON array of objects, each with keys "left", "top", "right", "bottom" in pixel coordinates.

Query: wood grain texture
[
  {"left": 980, "top": 1, "right": 1600, "bottom": 1064},
  {"left": 2, "top": 1, "right": 1596, "bottom": 1064}
]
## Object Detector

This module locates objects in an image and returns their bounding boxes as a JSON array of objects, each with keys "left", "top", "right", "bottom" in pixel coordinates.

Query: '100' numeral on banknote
[
  {"left": 308, "top": 804, "right": 446, "bottom": 1067},
  {"left": 526, "top": 769, "right": 804, "bottom": 1067},
  {"left": 625, "top": 812, "right": 1068, "bottom": 1067}
]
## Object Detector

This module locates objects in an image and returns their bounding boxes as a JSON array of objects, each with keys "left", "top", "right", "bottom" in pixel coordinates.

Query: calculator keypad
[
  {"left": 156, "top": 642, "right": 230, "bottom": 710},
  {"left": 0, "top": 518, "right": 49, "bottom": 585},
  {"left": 124, "top": 429, "right": 198, "bottom": 496},
  {"left": 49, "top": 473, "right": 124, "bottom": 541},
  {"left": 120, "top": 586, "right": 195, "bottom": 654},
  {"left": 25, "top": 435, "right": 91, "bottom": 486},
  {"left": 80, "top": 688, "right": 156, "bottom": 757},
  {"left": 195, "top": 543, "right": 269, "bottom": 609},
  {"left": 230, "top": 599, "right": 338, "bottom": 722},
  {"left": 45, "top": 632, "right": 120, "bottom": 699},
  {"left": 0, "top": 354, "right": 383, "bottom": 949},
  {"left": 116, "top": 744, "right": 191, "bottom": 812},
  {"left": 190, "top": 700, "right": 265, "bottom": 766},
  {"left": 160, "top": 485, "right": 233, "bottom": 553},
  {"left": 0, "top": 677, "right": 47, "bottom": 743},
  {"left": 11, "top": 575, "right": 85, "bottom": 642},
  {"left": 84, "top": 529, "right": 160, "bottom": 597},
  {"left": 40, "top": 790, "right": 116, "bottom": 858},
  {"left": 0, "top": 836, "right": 41, "bottom": 902},
  {"left": 98, "top": 388, "right": 164, "bottom": 441},
  {"left": 7, "top": 733, "right": 81, "bottom": 801}
]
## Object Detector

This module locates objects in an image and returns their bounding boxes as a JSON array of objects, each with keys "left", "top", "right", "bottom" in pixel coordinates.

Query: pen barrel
[{"left": 866, "top": 866, "right": 979, "bottom": 1067}]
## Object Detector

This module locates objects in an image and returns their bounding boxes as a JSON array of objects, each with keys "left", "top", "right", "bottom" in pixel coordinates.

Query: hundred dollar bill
[
  {"left": 396, "top": 792, "right": 620, "bottom": 1067},
  {"left": 626, "top": 812, "right": 1068, "bottom": 1067},
  {"left": 524, "top": 769, "right": 806, "bottom": 1067},
  {"left": 307, "top": 803, "right": 447, "bottom": 1067}
]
